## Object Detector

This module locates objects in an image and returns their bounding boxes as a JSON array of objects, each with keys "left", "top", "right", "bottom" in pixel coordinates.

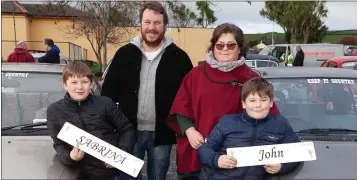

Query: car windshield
[
  {"left": 1, "top": 71, "right": 65, "bottom": 127},
  {"left": 269, "top": 78, "right": 357, "bottom": 133}
]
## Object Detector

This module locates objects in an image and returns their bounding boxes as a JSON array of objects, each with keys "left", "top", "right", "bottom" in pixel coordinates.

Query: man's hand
[
  {"left": 264, "top": 164, "right": 282, "bottom": 174},
  {"left": 70, "top": 142, "right": 85, "bottom": 161},
  {"left": 185, "top": 127, "right": 204, "bottom": 149},
  {"left": 218, "top": 155, "right": 237, "bottom": 169}
]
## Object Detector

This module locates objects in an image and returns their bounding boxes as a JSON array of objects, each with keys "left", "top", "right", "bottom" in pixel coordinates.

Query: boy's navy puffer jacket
[{"left": 198, "top": 111, "right": 300, "bottom": 180}]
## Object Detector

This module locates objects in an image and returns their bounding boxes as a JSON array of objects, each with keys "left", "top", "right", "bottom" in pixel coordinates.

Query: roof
[
  {"left": 2, "top": 63, "right": 66, "bottom": 73},
  {"left": 1, "top": 1, "right": 26, "bottom": 14},
  {"left": 1, "top": 1, "right": 84, "bottom": 17},
  {"left": 327, "top": 56, "right": 357, "bottom": 63},
  {"left": 255, "top": 67, "right": 357, "bottom": 79}
]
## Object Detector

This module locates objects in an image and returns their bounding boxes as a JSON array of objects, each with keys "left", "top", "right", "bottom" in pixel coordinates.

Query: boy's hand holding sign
[{"left": 57, "top": 122, "right": 144, "bottom": 178}]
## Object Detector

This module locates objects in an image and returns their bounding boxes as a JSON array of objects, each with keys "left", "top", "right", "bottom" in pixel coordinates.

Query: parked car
[
  {"left": 31, "top": 53, "right": 70, "bottom": 64},
  {"left": 321, "top": 56, "right": 357, "bottom": 69},
  {"left": 259, "top": 44, "right": 345, "bottom": 67},
  {"left": 255, "top": 67, "right": 357, "bottom": 179},
  {"left": 245, "top": 59, "right": 279, "bottom": 68},
  {"left": 1, "top": 63, "right": 102, "bottom": 179}
]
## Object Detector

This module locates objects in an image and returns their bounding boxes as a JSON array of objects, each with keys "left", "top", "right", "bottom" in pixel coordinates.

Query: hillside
[{"left": 244, "top": 30, "right": 357, "bottom": 44}]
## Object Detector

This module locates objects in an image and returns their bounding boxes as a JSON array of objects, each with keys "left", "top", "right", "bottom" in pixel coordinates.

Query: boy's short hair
[
  {"left": 62, "top": 60, "right": 93, "bottom": 83},
  {"left": 241, "top": 77, "right": 274, "bottom": 101}
]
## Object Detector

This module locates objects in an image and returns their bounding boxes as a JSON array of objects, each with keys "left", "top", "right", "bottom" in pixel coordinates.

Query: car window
[
  {"left": 255, "top": 60, "right": 278, "bottom": 67},
  {"left": 341, "top": 61, "right": 357, "bottom": 69},
  {"left": 1, "top": 71, "right": 101, "bottom": 128},
  {"left": 271, "top": 46, "right": 286, "bottom": 59},
  {"left": 328, "top": 62, "right": 337, "bottom": 68},
  {"left": 245, "top": 60, "right": 255, "bottom": 68},
  {"left": 269, "top": 78, "right": 357, "bottom": 132}
]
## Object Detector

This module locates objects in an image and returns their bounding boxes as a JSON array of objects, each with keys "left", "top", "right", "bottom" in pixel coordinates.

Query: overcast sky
[
  {"left": 184, "top": 2, "right": 357, "bottom": 34},
  {"left": 19, "top": 1, "right": 357, "bottom": 34}
]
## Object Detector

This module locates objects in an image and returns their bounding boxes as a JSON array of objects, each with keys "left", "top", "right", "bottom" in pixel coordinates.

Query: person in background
[
  {"left": 101, "top": 2, "right": 193, "bottom": 180},
  {"left": 293, "top": 46, "right": 304, "bottom": 66},
  {"left": 38, "top": 38, "right": 60, "bottom": 64},
  {"left": 47, "top": 60, "right": 135, "bottom": 180},
  {"left": 167, "top": 23, "right": 280, "bottom": 180},
  {"left": 7, "top": 40, "right": 35, "bottom": 63},
  {"left": 198, "top": 77, "right": 300, "bottom": 180}
]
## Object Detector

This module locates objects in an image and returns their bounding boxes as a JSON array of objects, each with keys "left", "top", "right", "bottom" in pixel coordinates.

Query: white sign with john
[
  {"left": 226, "top": 142, "right": 316, "bottom": 167},
  {"left": 57, "top": 122, "right": 144, "bottom": 177}
]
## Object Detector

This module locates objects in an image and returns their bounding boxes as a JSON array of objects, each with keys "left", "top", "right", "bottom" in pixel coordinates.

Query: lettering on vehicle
[
  {"left": 304, "top": 52, "right": 335, "bottom": 56},
  {"left": 76, "top": 136, "right": 127, "bottom": 164},
  {"left": 258, "top": 147, "right": 284, "bottom": 161},
  {"left": 307, "top": 79, "right": 355, "bottom": 84},
  {"left": 5, "top": 72, "right": 29, "bottom": 77}
]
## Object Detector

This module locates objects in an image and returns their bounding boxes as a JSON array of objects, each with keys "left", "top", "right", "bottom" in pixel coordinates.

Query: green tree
[
  {"left": 196, "top": 1, "right": 217, "bottom": 28},
  {"left": 260, "top": 1, "right": 328, "bottom": 44},
  {"left": 166, "top": 1, "right": 197, "bottom": 28},
  {"left": 292, "top": 1, "right": 328, "bottom": 43},
  {"left": 260, "top": 1, "right": 295, "bottom": 44}
]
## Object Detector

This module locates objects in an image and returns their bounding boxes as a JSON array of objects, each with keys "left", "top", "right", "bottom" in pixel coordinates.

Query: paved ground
[{"left": 140, "top": 145, "right": 178, "bottom": 180}]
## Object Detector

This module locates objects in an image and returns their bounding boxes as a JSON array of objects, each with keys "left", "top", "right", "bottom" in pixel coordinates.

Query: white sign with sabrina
[
  {"left": 57, "top": 122, "right": 144, "bottom": 177},
  {"left": 226, "top": 142, "right": 316, "bottom": 167}
]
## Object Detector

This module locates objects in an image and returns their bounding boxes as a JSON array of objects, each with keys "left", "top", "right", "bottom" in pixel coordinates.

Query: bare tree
[{"left": 63, "top": 2, "right": 141, "bottom": 70}]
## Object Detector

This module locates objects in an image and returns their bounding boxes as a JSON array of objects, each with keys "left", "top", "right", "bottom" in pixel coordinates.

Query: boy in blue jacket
[{"left": 198, "top": 77, "right": 300, "bottom": 180}]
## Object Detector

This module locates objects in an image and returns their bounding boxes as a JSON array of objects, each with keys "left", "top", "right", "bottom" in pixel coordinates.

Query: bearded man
[{"left": 101, "top": 2, "right": 193, "bottom": 180}]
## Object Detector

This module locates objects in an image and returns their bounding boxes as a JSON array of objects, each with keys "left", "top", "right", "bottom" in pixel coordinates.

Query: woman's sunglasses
[{"left": 215, "top": 43, "right": 237, "bottom": 50}]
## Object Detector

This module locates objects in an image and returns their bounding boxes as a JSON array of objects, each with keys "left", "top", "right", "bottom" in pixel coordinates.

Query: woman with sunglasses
[{"left": 167, "top": 23, "right": 281, "bottom": 180}]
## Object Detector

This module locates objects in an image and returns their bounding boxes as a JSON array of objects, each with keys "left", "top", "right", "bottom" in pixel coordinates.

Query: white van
[{"left": 259, "top": 44, "right": 345, "bottom": 66}]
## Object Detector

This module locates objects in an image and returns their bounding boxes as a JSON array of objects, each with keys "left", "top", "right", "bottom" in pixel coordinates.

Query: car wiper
[
  {"left": 297, "top": 128, "right": 357, "bottom": 134},
  {"left": 1, "top": 122, "right": 47, "bottom": 131}
]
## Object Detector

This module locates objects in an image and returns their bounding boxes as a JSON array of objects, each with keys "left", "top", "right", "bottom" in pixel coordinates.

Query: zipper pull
[{"left": 78, "top": 102, "right": 81, "bottom": 106}]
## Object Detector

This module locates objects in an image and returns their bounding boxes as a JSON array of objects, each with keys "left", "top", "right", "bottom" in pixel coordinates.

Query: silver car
[
  {"left": 254, "top": 67, "right": 357, "bottom": 179},
  {"left": 1, "top": 63, "right": 101, "bottom": 179}
]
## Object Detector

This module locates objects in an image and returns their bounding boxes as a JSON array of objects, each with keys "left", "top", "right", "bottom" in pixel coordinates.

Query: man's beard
[{"left": 141, "top": 29, "right": 165, "bottom": 47}]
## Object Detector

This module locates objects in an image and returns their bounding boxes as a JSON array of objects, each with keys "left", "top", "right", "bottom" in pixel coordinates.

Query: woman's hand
[
  {"left": 264, "top": 164, "right": 282, "bottom": 174},
  {"left": 185, "top": 127, "right": 204, "bottom": 149},
  {"left": 218, "top": 155, "right": 237, "bottom": 169}
]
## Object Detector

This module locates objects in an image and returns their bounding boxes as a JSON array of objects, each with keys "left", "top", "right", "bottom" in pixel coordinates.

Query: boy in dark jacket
[
  {"left": 198, "top": 77, "right": 300, "bottom": 180},
  {"left": 47, "top": 60, "right": 135, "bottom": 180}
]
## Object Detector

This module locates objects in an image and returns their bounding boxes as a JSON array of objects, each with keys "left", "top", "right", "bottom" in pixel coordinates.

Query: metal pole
[
  {"left": 12, "top": 1, "right": 17, "bottom": 47},
  {"left": 272, "top": 22, "right": 274, "bottom": 45}
]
